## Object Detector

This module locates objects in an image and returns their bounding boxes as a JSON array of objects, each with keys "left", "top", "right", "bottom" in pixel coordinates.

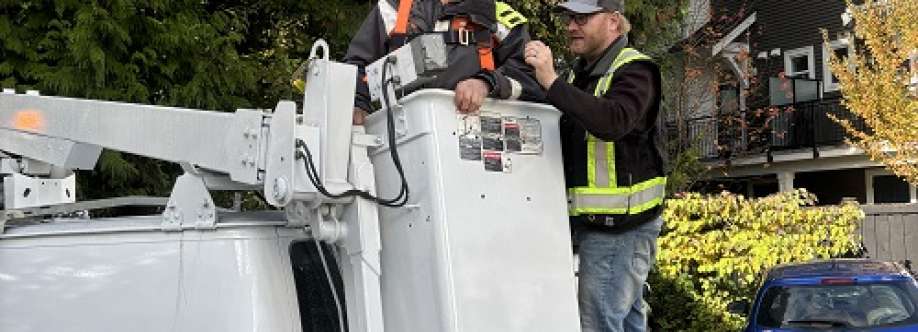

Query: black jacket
[
  {"left": 343, "top": 0, "right": 543, "bottom": 113},
  {"left": 547, "top": 36, "right": 665, "bottom": 232}
]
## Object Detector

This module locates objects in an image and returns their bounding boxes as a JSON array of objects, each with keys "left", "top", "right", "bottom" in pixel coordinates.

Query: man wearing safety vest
[
  {"left": 524, "top": 0, "right": 665, "bottom": 331},
  {"left": 344, "top": 0, "right": 543, "bottom": 124}
]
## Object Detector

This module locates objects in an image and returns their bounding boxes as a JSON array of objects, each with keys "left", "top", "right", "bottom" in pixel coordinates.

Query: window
[
  {"left": 756, "top": 283, "right": 918, "bottom": 329},
  {"left": 785, "top": 46, "right": 816, "bottom": 79},
  {"left": 823, "top": 39, "right": 852, "bottom": 92},
  {"left": 873, "top": 175, "right": 910, "bottom": 204},
  {"left": 865, "top": 168, "right": 918, "bottom": 204}
]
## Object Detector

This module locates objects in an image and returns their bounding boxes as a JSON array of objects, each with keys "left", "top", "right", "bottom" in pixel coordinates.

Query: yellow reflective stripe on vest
[
  {"left": 596, "top": 48, "right": 652, "bottom": 95},
  {"left": 496, "top": 2, "right": 527, "bottom": 29},
  {"left": 568, "top": 47, "right": 665, "bottom": 217},
  {"left": 569, "top": 177, "right": 666, "bottom": 216},
  {"left": 587, "top": 135, "right": 616, "bottom": 188}
]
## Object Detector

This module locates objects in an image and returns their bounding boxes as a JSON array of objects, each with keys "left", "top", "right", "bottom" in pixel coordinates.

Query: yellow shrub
[{"left": 648, "top": 190, "right": 864, "bottom": 331}]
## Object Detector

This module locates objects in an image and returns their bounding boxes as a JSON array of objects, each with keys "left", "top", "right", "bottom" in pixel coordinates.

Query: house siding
[{"left": 713, "top": 0, "right": 849, "bottom": 101}]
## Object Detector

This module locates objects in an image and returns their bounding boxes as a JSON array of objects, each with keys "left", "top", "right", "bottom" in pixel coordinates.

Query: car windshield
[{"left": 757, "top": 281, "right": 918, "bottom": 329}]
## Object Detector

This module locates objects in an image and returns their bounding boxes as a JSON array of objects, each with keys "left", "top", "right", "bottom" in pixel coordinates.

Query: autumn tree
[{"left": 828, "top": 0, "right": 918, "bottom": 184}]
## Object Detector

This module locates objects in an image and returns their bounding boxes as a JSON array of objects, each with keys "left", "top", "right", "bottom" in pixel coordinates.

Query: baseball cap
[{"left": 555, "top": 0, "right": 624, "bottom": 14}]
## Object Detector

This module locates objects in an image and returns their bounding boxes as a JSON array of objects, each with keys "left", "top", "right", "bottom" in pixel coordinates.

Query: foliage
[
  {"left": 659, "top": 0, "right": 758, "bottom": 190},
  {"left": 665, "top": 144, "right": 706, "bottom": 195},
  {"left": 508, "top": 0, "right": 689, "bottom": 61},
  {"left": 0, "top": 0, "right": 690, "bottom": 203},
  {"left": 827, "top": 0, "right": 918, "bottom": 185},
  {"left": 648, "top": 190, "right": 864, "bottom": 331},
  {"left": 0, "top": 0, "right": 367, "bottom": 204}
]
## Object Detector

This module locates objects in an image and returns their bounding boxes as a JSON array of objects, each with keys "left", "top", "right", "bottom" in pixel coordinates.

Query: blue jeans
[{"left": 576, "top": 217, "right": 663, "bottom": 332}]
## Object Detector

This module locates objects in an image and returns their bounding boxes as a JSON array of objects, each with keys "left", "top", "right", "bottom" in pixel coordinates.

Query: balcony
[{"left": 669, "top": 77, "right": 869, "bottom": 161}]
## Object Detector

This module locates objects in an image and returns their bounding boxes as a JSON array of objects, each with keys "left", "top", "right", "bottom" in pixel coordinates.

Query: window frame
[
  {"left": 823, "top": 39, "right": 852, "bottom": 92},
  {"left": 865, "top": 168, "right": 918, "bottom": 204},
  {"left": 784, "top": 46, "right": 816, "bottom": 79}
]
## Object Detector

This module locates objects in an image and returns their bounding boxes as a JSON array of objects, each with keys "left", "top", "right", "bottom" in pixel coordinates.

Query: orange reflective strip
[
  {"left": 12, "top": 110, "right": 44, "bottom": 132},
  {"left": 393, "top": 0, "right": 414, "bottom": 35}
]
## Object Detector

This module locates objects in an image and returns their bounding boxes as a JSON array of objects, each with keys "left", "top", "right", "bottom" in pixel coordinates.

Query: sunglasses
[{"left": 560, "top": 11, "right": 612, "bottom": 26}]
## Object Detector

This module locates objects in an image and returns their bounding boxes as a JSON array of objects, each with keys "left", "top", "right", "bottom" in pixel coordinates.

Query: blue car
[{"left": 730, "top": 259, "right": 918, "bottom": 331}]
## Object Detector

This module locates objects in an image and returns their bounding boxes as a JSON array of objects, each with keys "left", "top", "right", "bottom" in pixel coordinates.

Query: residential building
[{"left": 669, "top": 0, "right": 917, "bottom": 205}]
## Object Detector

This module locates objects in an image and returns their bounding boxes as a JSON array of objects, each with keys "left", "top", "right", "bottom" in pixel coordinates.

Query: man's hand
[
  {"left": 454, "top": 78, "right": 490, "bottom": 114},
  {"left": 525, "top": 41, "right": 559, "bottom": 89},
  {"left": 353, "top": 107, "right": 369, "bottom": 125}
]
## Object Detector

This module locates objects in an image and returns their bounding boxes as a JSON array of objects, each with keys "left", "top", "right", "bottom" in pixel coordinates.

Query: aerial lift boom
[{"left": 0, "top": 39, "right": 581, "bottom": 332}]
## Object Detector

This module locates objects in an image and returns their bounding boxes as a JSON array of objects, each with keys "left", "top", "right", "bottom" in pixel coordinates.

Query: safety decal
[
  {"left": 480, "top": 114, "right": 504, "bottom": 152},
  {"left": 458, "top": 114, "right": 482, "bottom": 160},
  {"left": 517, "top": 117, "right": 543, "bottom": 154},
  {"left": 483, "top": 151, "right": 511, "bottom": 173},
  {"left": 503, "top": 117, "right": 521, "bottom": 153}
]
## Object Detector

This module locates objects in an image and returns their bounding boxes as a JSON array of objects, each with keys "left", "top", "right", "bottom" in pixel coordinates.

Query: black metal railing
[
  {"left": 765, "top": 97, "right": 867, "bottom": 151},
  {"left": 668, "top": 96, "right": 868, "bottom": 161}
]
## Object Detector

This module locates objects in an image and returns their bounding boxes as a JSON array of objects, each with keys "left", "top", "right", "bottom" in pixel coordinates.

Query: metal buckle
[{"left": 458, "top": 28, "right": 470, "bottom": 46}]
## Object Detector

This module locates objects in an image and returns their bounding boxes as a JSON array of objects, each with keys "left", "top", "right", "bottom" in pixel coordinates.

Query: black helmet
[{"left": 441, "top": 0, "right": 497, "bottom": 32}]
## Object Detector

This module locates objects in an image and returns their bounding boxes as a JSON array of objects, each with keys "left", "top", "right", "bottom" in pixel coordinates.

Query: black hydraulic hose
[{"left": 292, "top": 56, "right": 410, "bottom": 208}]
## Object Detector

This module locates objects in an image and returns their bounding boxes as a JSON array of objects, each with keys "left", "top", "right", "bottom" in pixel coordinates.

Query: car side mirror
[{"left": 727, "top": 299, "right": 750, "bottom": 317}]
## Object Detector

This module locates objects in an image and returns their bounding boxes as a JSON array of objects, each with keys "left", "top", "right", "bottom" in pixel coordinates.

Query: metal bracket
[
  {"left": 352, "top": 131, "right": 383, "bottom": 149},
  {"left": 264, "top": 101, "right": 298, "bottom": 207},
  {"left": 284, "top": 200, "right": 346, "bottom": 243},
  {"left": 162, "top": 173, "right": 216, "bottom": 231},
  {"left": 311, "top": 204, "right": 347, "bottom": 244},
  {"left": 3, "top": 173, "right": 76, "bottom": 209}
]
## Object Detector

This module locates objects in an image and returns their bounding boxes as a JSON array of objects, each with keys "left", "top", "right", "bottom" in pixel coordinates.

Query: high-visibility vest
[{"left": 566, "top": 48, "right": 667, "bottom": 217}]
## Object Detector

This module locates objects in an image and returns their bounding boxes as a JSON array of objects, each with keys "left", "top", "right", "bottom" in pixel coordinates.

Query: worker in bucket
[
  {"left": 523, "top": 0, "right": 667, "bottom": 331},
  {"left": 344, "top": 0, "right": 543, "bottom": 124}
]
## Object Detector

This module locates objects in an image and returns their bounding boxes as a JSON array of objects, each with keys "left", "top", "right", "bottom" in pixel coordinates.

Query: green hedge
[{"left": 648, "top": 190, "right": 864, "bottom": 331}]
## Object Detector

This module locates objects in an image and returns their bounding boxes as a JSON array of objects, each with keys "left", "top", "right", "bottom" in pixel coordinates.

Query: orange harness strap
[
  {"left": 451, "top": 17, "right": 495, "bottom": 72},
  {"left": 393, "top": 0, "right": 414, "bottom": 36}
]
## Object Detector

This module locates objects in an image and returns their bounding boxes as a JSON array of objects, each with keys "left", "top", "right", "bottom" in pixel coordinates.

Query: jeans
[{"left": 576, "top": 217, "right": 663, "bottom": 332}]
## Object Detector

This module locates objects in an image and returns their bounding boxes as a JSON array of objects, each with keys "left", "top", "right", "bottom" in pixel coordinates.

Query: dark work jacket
[
  {"left": 547, "top": 36, "right": 665, "bottom": 233},
  {"left": 343, "top": 0, "right": 543, "bottom": 113}
]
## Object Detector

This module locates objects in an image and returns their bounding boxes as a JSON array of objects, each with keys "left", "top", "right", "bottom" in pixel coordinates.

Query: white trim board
[{"left": 712, "top": 12, "right": 757, "bottom": 56}]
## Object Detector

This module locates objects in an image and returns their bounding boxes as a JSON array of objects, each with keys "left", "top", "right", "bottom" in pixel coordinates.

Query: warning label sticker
[
  {"left": 460, "top": 136, "right": 482, "bottom": 160},
  {"left": 503, "top": 118, "right": 522, "bottom": 153},
  {"left": 458, "top": 114, "right": 482, "bottom": 160},
  {"left": 518, "top": 118, "right": 543, "bottom": 155},
  {"left": 480, "top": 114, "right": 504, "bottom": 152},
  {"left": 483, "top": 151, "right": 511, "bottom": 173}
]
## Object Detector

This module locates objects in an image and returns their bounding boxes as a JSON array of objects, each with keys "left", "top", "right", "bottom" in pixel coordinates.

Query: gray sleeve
[
  {"left": 343, "top": 4, "right": 391, "bottom": 113},
  {"left": 488, "top": 25, "right": 545, "bottom": 103}
]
